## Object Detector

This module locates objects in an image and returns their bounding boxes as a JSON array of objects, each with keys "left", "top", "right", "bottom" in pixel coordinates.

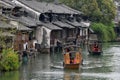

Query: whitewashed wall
[
  {"left": 36, "top": 26, "right": 51, "bottom": 48},
  {"left": 80, "top": 28, "right": 89, "bottom": 39}
]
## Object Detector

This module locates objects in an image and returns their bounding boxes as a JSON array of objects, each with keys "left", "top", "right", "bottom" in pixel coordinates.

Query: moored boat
[{"left": 88, "top": 41, "right": 102, "bottom": 55}]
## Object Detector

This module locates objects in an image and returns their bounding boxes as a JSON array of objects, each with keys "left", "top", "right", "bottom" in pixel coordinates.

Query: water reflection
[
  {"left": 0, "top": 71, "right": 19, "bottom": 80},
  {"left": 64, "top": 69, "right": 81, "bottom": 80},
  {"left": 20, "top": 54, "right": 51, "bottom": 80}
]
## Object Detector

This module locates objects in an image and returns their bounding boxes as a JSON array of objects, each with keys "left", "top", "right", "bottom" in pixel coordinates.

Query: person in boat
[
  {"left": 66, "top": 48, "right": 70, "bottom": 52},
  {"left": 65, "top": 48, "right": 74, "bottom": 64},
  {"left": 93, "top": 42, "right": 99, "bottom": 51},
  {"left": 69, "top": 53, "right": 74, "bottom": 64},
  {"left": 74, "top": 35, "right": 82, "bottom": 46},
  {"left": 23, "top": 41, "right": 28, "bottom": 51}
]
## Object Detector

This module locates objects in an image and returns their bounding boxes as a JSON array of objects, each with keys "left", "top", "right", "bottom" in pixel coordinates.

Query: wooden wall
[{"left": 13, "top": 32, "right": 29, "bottom": 51}]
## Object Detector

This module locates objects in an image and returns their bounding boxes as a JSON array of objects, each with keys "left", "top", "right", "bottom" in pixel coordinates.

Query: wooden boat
[
  {"left": 63, "top": 45, "right": 83, "bottom": 69},
  {"left": 88, "top": 41, "right": 102, "bottom": 55}
]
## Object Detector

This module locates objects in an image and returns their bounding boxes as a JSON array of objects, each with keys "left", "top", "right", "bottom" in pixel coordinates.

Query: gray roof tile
[
  {"left": 41, "top": 22, "right": 62, "bottom": 30},
  {"left": 17, "top": 23, "right": 32, "bottom": 31},
  {"left": 66, "top": 21, "right": 82, "bottom": 27},
  {"left": 0, "top": 14, "right": 33, "bottom": 30},
  {"left": 0, "top": 0, "right": 15, "bottom": 8},
  {"left": 66, "top": 21, "right": 90, "bottom": 28},
  {"left": 18, "top": 0, "right": 81, "bottom": 14},
  {"left": 9, "top": 15, "right": 37, "bottom": 27},
  {"left": 0, "top": 21, "right": 15, "bottom": 28},
  {"left": 53, "top": 21, "right": 74, "bottom": 28},
  {"left": 19, "top": 16, "right": 37, "bottom": 26}
]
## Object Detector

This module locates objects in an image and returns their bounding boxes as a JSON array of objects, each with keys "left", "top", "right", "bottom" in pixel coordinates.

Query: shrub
[{"left": 0, "top": 48, "right": 20, "bottom": 71}]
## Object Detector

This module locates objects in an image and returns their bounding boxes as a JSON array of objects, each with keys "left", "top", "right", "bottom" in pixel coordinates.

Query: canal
[{"left": 0, "top": 42, "right": 120, "bottom": 80}]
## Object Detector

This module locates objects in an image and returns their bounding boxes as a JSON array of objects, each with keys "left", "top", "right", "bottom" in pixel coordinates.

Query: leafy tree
[
  {"left": 91, "top": 22, "right": 116, "bottom": 41},
  {"left": 60, "top": 0, "right": 116, "bottom": 24},
  {"left": 36, "top": 0, "right": 116, "bottom": 24},
  {"left": 59, "top": 0, "right": 116, "bottom": 41},
  {"left": 96, "top": 0, "right": 116, "bottom": 24},
  {"left": 79, "top": 0, "right": 102, "bottom": 22}
]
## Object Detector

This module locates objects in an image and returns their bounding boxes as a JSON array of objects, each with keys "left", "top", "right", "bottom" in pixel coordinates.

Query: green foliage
[
  {"left": 60, "top": 0, "right": 116, "bottom": 24},
  {"left": 0, "top": 48, "right": 20, "bottom": 71},
  {"left": 91, "top": 22, "right": 116, "bottom": 42},
  {"left": 96, "top": 0, "right": 116, "bottom": 24}
]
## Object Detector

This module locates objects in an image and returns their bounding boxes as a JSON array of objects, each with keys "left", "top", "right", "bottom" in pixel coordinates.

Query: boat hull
[
  {"left": 63, "top": 63, "right": 80, "bottom": 69},
  {"left": 89, "top": 51, "right": 102, "bottom": 55}
]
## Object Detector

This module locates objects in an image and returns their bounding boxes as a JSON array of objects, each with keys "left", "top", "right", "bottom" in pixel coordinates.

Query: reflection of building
[
  {"left": 0, "top": 0, "right": 90, "bottom": 53},
  {"left": 115, "top": 1, "right": 120, "bottom": 23},
  {"left": 114, "top": 1, "right": 120, "bottom": 40}
]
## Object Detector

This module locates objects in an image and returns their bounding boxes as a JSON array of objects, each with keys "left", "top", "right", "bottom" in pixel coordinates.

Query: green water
[{"left": 0, "top": 42, "right": 120, "bottom": 80}]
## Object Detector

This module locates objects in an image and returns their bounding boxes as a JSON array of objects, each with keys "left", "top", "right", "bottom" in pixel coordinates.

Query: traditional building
[
  {"left": 0, "top": 0, "right": 90, "bottom": 53},
  {"left": 0, "top": 1, "right": 32, "bottom": 51}
]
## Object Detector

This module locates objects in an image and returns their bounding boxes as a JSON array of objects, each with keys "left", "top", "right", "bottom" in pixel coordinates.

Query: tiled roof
[
  {"left": 17, "top": 23, "right": 32, "bottom": 31},
  {"left": 0, "top": 0, "right": 15, "bottom": 8},
  {"left": 53, "top": 21, "right": 74, "bottom": 28},
  {"left": 40, "top": 22, "right": 62, "bottom": 30},
  {"left": 66, "top": 21, "right": 82, "bottom": 27},
  {"left": 18, "top": 16, "right": 37, "bottom": 27},
  {"left": 18, "top": 0, "right": 81, "bottom": 14},
  {"left": 0, "top": 21, "right": 15, "bottom": 28},
  {"left": 66, "top": 21, "right": 90, "bottom": 28},
  {"left": 0, "top": 14, "right": 33, "bottom": 31},
  {"left": 8, "top": 15, "right": 37, "bottom": 27}
]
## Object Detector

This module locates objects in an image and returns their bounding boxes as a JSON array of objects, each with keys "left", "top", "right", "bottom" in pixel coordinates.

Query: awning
[
  {"left": 53, "top": 21, "right": 74, "bottom": 28},
  {"left": 42, "top": 23, "right": 62, "bottom": 30}
]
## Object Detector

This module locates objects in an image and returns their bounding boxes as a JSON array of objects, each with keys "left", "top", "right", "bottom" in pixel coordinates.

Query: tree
[
  {"left": 91, "top": 22, "right": 116, "bottom": 41},
  {"left": 35, "top": 0, "right": 116, "bottom": 24},
  {"left": 96, "top": 0, "right": 116, "bottom": 24},
  {"left": 60, "top": 0, "right": 116, "bottom": 24},
  {"left": 59, "top": 0, "right": 116, "bottom": 41},
  {"left": 79, "top": 0, "right": 102, "bottom": 22}
]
